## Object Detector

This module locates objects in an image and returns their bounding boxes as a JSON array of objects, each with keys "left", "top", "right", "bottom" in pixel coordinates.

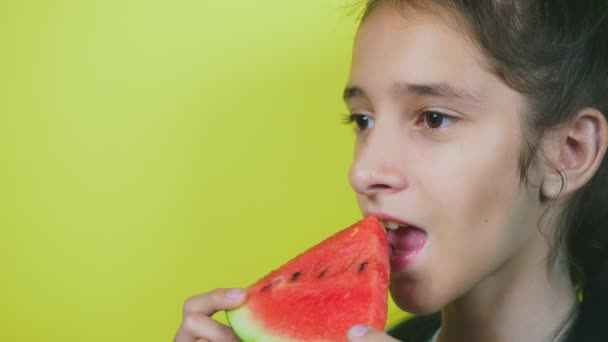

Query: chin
[{"left": 389, "top": 279, "right": 442, "bottom": 315}]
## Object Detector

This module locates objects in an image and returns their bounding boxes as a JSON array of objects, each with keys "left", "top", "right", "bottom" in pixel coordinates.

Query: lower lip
[
  {"left": 390, "top": 247, "right": 424, "bottom": 272},
  {"left": 388, "top": 227, "right": 427, "bottom": 272}
]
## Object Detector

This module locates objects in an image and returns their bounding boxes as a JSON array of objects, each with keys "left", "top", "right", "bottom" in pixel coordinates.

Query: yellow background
[{"left": 1, "top": 0, "right": 407, "bottom": 340}]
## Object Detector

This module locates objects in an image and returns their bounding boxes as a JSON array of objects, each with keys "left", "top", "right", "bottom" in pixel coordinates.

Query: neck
[{"left": 438, "top": 231, "right": 578, "bottom": 342}]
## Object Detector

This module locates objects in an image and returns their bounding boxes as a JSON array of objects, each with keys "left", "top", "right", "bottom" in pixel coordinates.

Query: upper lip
[{"left": 364, "top": 211, "right": 425, "bottom": 231}]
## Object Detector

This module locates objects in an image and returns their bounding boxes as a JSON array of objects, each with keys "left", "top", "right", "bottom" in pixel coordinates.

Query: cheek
[
  {"left": 422, "top": 121, "right": 531, "bottom": 272},
  {"left": 426, "top": 115, "right": 524, "bottom": 226},
  {"left": 417, "top": 139, "right": 522, "bottom": 228},
  {"left": 461, "top": 142, "right": 522, "bottom": 227}
]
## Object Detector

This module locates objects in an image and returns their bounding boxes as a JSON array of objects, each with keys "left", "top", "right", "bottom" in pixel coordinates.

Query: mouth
[{"left": 369, "top": 213, "right": 428, "bottom": 272}]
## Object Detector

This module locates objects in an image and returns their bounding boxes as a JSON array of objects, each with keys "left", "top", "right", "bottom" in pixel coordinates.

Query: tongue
[{"left": 387, "top": 226, "right": 427, "bottom": 251}]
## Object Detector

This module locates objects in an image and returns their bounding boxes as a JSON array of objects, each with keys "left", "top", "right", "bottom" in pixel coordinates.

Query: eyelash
[
  {"left": 342, "top": 110, "right": 458, "bottom": 133},
  {"left": 342, "top": 112, "right": 371, "bottom": 132}
]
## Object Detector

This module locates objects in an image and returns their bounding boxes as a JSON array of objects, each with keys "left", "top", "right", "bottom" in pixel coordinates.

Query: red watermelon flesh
[{"left": 226, "top": 216, "right": 390, "bottom": 342}]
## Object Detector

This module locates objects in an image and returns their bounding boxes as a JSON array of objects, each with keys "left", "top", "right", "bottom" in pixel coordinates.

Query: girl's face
[{"left": 346, "top": 4, "right": 547, "bottom": 313}]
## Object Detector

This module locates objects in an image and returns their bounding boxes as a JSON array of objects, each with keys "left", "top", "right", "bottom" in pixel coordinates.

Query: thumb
[{"left": 347, "top": 325, "right": 401, "bottom": 341}]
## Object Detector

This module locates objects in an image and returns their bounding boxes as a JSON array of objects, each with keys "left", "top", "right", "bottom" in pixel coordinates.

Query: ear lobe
[
  {"left": 540, "top": 168, "right": 565, "bottom": 200},
  {"left": 541, "top": 109, "right": 608, "bottom": 199}
]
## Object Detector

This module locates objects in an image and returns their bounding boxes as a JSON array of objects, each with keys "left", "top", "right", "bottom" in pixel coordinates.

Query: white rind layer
[{"left": 226, "top": 306, "right": 298, "bottom": 342}]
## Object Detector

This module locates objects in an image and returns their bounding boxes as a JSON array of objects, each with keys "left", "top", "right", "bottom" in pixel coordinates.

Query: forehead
[{"left": 351, "top": 4, "right": 494, "bottom": 91}]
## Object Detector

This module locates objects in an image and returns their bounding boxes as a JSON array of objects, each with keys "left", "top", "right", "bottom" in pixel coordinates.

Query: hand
[
  {"left": 174, "top": 288, "right": 247, "bottom": 342},
  {"left": 347, "top": 325, "right": 402, "bottom": 342}
]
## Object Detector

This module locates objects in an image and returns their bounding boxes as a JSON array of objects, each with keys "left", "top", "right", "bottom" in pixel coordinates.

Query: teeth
[{"left": 381, "top": 220, "right": 402, "bottom": 230}]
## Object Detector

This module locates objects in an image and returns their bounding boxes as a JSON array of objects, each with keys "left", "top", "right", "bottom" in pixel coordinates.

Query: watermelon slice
[{"left": 226, "top": 216, "right": 389, "bottom": 342}]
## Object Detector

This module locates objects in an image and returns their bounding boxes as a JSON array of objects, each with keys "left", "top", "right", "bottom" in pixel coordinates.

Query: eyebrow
[
  {"left": 343, "top": 86, "right": 365, "bottom": 101},
  {"left": 343, "top": 81, "right": 483, "bottom": 103}
]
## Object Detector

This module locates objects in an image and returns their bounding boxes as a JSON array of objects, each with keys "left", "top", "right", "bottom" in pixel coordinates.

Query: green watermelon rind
[
  {"left": 225, "top": 217, "right": 388, "bottom": 342},
  {"left": 226, "top": 306, "right": 299, "bottom": 342}
]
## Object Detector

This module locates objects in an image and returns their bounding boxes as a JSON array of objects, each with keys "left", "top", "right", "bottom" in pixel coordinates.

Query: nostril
[{"left": 368, "top": 184, "right": 392, "bottom": 191}]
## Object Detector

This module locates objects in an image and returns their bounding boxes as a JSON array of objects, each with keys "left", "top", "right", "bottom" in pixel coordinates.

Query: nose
[{"left": 349, "top": 127, "right": 408, "bottom": 197}]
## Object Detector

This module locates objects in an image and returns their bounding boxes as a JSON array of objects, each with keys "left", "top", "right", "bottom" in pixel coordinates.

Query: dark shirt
[
  {"left": 387, "top": 312, "right": 608, "bottom": 342},
  {"left": 388, "top": 313, "right": 441, "bottom": 342}
]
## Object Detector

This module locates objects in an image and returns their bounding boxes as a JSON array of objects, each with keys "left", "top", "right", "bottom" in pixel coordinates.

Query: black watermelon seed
[
  {"left": 359, "top": 262, "right": 368, "bottom": 272},
  {"left": 291, "top": 272, "right": 301, "bottom": 281},
  {"left": 318, "top": 269, "right": 327, "bottom": 278}
]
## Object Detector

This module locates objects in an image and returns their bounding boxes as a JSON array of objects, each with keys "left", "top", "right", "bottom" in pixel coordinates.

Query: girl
[{"left": 174, "top": 1, "right": 608, "bottom": 341}]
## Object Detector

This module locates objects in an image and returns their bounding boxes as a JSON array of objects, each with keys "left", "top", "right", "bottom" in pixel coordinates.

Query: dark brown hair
[{"left": 359, "top": 0, "right": 608, "bottom": 340}]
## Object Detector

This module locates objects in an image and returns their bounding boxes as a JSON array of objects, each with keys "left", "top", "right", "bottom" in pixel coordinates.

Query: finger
[
  {"left": 183, "top": 288, "right": 247, "bottom": 316},
  {"left": 176, "top": 312, "right": 240, "bottom": 342},
  {"left": 347, "top": 325, "right": 401, "bottom": 341}
]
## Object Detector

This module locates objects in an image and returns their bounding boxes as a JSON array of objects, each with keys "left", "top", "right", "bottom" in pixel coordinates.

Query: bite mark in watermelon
[{"left": 226, "top": 216, "right": 390, "bottom": 341}]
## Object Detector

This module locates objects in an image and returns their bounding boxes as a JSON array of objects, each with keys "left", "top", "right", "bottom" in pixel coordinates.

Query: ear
[{"left": 540, "top": 108, "right": 608, "bottom": 199}]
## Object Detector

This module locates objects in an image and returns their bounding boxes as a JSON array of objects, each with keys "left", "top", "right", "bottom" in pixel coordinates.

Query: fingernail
[
  {"left": 348, "top": 325, "right": 369, "bottom": 338},
  {"left": 226, "top": 288, "right": 245, "bottom": 301}
]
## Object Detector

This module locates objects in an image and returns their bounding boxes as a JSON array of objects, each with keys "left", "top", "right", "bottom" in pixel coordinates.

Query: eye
[
  {"left": 418, "top": 111, "right": 457, "bottom": 130},
  {"left": 344, "top": 113, "right": 374, "bottom": 133}
]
